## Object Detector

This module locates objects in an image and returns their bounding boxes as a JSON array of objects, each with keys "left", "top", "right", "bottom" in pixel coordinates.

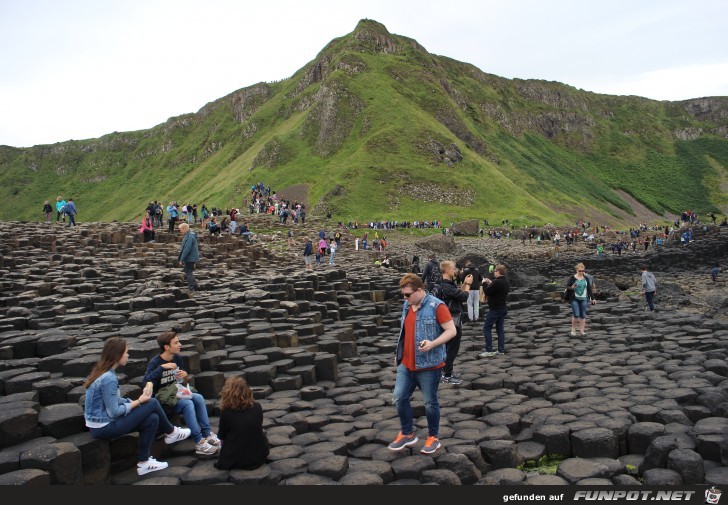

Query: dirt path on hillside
[{"left": 277, "top": 184, "right": 309, "bottom": 206}]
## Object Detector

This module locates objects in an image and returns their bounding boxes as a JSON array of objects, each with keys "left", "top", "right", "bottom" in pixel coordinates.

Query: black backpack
[
  {"left": 427, "top": 260, "right": 442, "bottom": 287},
  {"left": 430, "top": 282, "right": 443, "bottom": 300}
]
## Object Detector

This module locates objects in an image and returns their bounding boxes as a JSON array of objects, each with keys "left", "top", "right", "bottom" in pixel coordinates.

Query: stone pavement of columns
[{"left": 0, "top": 221, "right": 726, "bottom": 485}]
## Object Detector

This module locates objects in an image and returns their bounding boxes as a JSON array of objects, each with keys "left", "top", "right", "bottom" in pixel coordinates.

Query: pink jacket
[{"left": 139, "top": 217, "right": 154, "bottom": 233}]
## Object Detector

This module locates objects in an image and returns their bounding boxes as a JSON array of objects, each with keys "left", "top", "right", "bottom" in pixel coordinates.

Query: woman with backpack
[
  {"left": 435, "top": 261, "right": 472, "bottom": 385},
  {"left": 565, "top": 262, "right": 596, "bottom": 337},
  {"left": 55, "top": 196, "right": 66, "bottom": 223}
]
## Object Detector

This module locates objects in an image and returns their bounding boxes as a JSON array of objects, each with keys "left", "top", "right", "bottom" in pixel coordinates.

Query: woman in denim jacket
[{"left": 84, "top": 337, "right": 192, "bottom": 476}]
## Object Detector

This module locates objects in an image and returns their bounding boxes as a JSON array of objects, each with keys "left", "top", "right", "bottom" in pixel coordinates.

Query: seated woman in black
[{"left": 214, "top": 377, "right": 269, "bottom": 470}]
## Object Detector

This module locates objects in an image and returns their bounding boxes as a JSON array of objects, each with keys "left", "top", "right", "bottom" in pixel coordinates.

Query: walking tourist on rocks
[
  {"left": 42, "top": 200, "right": 53, "bottom": 224},
  {"left": 143, "top": 331, "right": 219, "bottom": 456},
  {"left": 566, "top": 262, "right": 596, "bottom": 336},
  {"left": 178, "top": 223, "right": 199, "bottom": 292},
  {"left": 167, "top": 201, "right": 179, "bottom": 233},
  {"left": 83, "top": 337, "right": 192, "bottom": 476},
  {"left": 479, "top": 264, "right": 510, "bottom": 357},
  {"left": 712, "top": 263, "right": 722, "bottom": 283},
  {"left": 64, "top": 198, "right": 78, "bottom": 227},
  {"left": 422, "top": 253, "right": 440, "bottom": 291},
  {"left": 641, "top": 265, "right": 657, "bottom": 312},
  {"left": 213, "top": 376, "right": 270, "bottom": 471},
  {"left": 55, "top": 195, "right": 66, "bottom": 223},
  {"left": 303, "top": 237, "right": 313, "bottom": 270},
  {"left": 462, "top": 261, "right": 482, "bottom": 323},
  {"left": 388, "top": 273, "right": 457, "bottom": 455},
  {"left": 139, "top": 210, "right": 155, "bottom": 243},
  {"left": 154, "top": 201, "right": 164, "bottom": 227},
  {"left": 328, "top": 238, "right": 337, "bottom": 265},
  {"left": 411, "top": 255, "right": 420, "bottom": 273},
  {"left": 316, "top": 237, "right": 326, "bottom": 267},
  {"left": 437, "top": 261, "right": 472, "bottom": 385}
]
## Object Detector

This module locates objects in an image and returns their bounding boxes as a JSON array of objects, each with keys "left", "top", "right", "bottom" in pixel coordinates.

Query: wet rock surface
[{"left": 0, "top": 218, "right": 726, "bottom": 485}]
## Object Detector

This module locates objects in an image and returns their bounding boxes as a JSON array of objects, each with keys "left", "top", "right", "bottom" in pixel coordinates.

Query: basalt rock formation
[{"left": 0, "top": 218, "right": 726, "bottom": 485}]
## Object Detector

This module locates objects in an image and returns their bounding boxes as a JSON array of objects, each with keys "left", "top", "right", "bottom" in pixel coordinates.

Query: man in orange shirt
[{"left": 388, "top": 273, "right": 457, "bottom": 455}]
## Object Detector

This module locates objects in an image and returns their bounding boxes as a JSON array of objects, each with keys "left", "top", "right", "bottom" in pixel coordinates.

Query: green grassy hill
[{"left": 1, "top": 19, "right": 726, "bottom": 226}]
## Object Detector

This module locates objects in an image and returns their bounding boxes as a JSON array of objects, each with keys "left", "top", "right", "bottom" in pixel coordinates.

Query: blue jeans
[
  {"left": 392, "top": 364, "right": 441, "bottom": 437},
  {"left": 483, "top": 308, "right": 507, "bottom": 353},
  {"left": 174, "top": 393, "right": 210, "bottom": 443},
  {"left": 570, "top": 299, "right": 588, "bottom": 319},
  {"left": 89, "top": 398, "right": 173, "bottom": 462},
  {"left": 645, "top": 291, "right": 655, "bottom": 311}
]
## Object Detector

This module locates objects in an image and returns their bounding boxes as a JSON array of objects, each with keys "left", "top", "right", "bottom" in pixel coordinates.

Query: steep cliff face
[{"left": 0, "top": 19, "right": 726, "bottom": 224}]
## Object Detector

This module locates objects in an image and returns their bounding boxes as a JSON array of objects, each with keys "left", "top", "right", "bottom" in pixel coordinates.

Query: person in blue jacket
[
  {"left": 178, "top": 223, "right": 199, "bottom": 292},
  {"left": 303, "top": 237, "right": 313, "bottom": 270},
  {"left": 64, "top": 198, "right": 78, "bottom": 227}
]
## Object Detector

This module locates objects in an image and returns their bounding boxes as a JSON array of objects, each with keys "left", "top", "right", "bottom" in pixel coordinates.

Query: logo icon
[{"left": 706, "top": 487, "right": 722, "bottom": 505}]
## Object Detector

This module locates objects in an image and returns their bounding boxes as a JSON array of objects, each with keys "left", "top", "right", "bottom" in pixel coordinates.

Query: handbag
[{"left": 563, "top": 287, "right": 575, "bottom": 303}]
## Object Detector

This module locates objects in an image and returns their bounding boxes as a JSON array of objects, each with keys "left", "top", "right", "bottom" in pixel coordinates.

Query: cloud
[{"left": 573, "top": 63, "right": 728, "bottom": 100}]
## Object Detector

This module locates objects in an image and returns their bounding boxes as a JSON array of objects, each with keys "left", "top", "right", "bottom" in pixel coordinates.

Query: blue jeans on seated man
[
  {"left": 392, "top": 364, "right": 441, "bottom": 437},
  {"left": 174, "top": 393, "right": 211, "bottom": 443},
  {"left": 483, "top": 308, "right": 507, "bottom": 353}
]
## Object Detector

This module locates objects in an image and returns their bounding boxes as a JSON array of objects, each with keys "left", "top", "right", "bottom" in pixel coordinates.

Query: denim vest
[
  {"left": 396, "top": 293, "right": 447, "bottom": 369},
  {"left": 84, "top": 370, "right": 132, "bottom": 425}
]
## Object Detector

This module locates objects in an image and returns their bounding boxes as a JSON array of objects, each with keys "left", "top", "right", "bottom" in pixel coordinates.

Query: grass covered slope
[{"left": 1, "top": 19, "right": 726, "bottom": 226}]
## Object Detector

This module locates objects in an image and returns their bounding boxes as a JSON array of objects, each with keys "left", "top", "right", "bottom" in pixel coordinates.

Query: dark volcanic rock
[{"left": 0, "top": 219, "right": 726, "bottom": 486}]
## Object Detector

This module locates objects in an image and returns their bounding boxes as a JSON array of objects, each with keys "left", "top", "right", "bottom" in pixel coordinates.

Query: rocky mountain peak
[{"left": 349, "top": 18, "right": 406, "bottom": 55}]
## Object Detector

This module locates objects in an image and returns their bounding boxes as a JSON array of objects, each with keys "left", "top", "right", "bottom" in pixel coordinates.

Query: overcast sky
[{"left": 1, "top": 0, "right": 726, "bottom": 147}]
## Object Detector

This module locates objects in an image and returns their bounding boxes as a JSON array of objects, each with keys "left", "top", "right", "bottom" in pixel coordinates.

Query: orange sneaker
[
  {"left": 420, "top": 435, "right": 441, "bottom": 454},
  {"left": 388, "top": 432, "right": 418, "bottom": 451}
]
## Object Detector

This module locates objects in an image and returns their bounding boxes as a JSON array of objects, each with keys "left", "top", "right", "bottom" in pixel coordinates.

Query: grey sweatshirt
[{"left": 642, "top": 271, "right": 656, "bottom": 292}]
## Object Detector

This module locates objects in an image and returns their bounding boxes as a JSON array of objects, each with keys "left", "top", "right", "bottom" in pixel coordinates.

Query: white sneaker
[
  {"left": 196, "top": 439, "right": 219, "bottom": 455},
  {"left": 164, "top": 426, "right": 191, "bottom": 444},
  {"left": 206, "top": 432, "right": 221, "bottom": 446},
  {"left": 137, "top": 456, "right": 168, "bottom": 476},
  {"left": 570, "top": 329, "right": 576, "bottom": 337}
]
